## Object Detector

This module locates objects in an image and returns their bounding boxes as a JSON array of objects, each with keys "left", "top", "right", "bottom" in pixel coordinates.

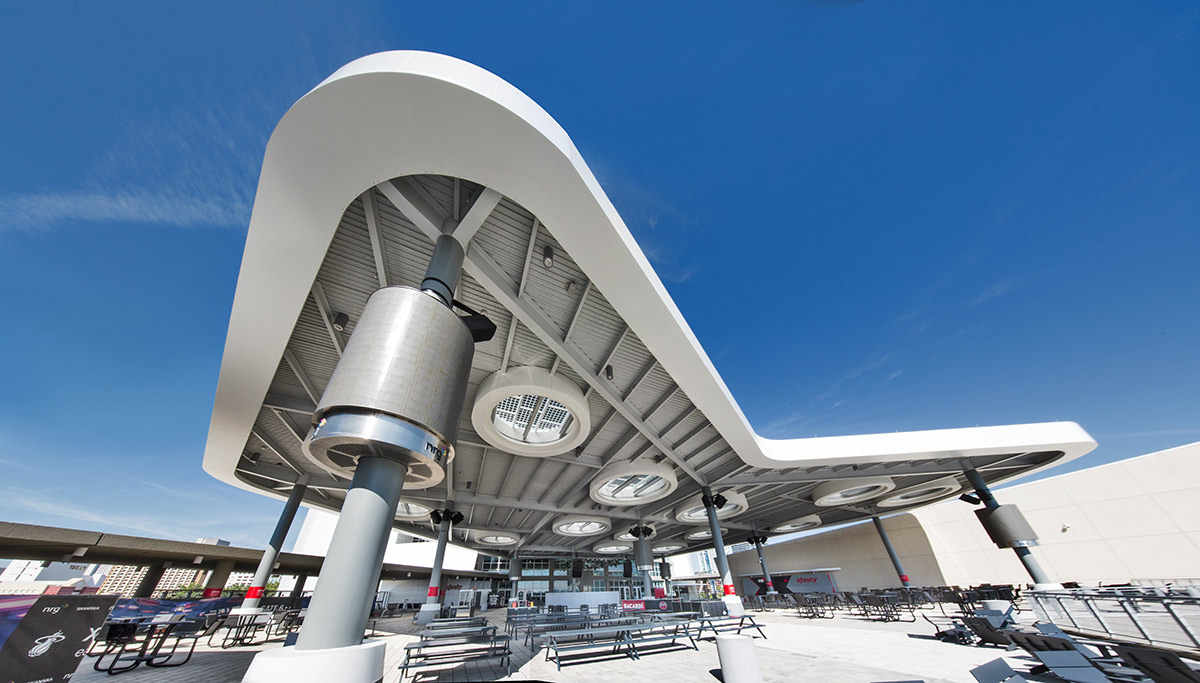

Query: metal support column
[
  {"left": 871, "top": 516, "right": 910, "bottom": 587},
  {"left": 242, "top": 482, "right": 307, "bottom": 609},
  {"left": 417, "top": 512, "right": 453, "bottom": 624},
  {"left": 702, "top": 486, "right": 743, "bottom": 615},
  {"left": 750, "top": 535, "right": 778, "bottom": 595},
  {"left": 290, "top": 573, "right": 310, "bottom": 609},
  {"left": 134, "top": 564, "right": 166, "bottom": 598},
  {"left": 295, "top": 456, "right": 408, "bottom": 650},
  {"left": 635, "top": 534, "right": 654, "bottom": 597},
  {"left": 204, "top": 560, "right": 236, "bottom": 598},
  {"left": 964, "top": 468, "right": 1055, "bottom": 587}
]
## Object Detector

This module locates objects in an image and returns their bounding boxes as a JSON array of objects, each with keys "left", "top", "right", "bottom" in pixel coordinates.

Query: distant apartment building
[
  {"left": 96, "top": 538, "right": 237, "bottom": 596},
  {"left": 98, "top": 564, "right": 147, "bottom": 596}
]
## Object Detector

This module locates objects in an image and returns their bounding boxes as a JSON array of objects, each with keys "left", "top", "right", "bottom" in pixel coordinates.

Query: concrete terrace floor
[{"left": 70, "top": 606, "right": 1054, "bottom": 683}]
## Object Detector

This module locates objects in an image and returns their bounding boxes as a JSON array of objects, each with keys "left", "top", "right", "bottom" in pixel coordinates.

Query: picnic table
[
  {"left": 696, "top": 614, "right": 766, "bottom": 639},
  {"left": 523, "top": 615, "right": 639, "bottom": 647},
  {"left": 543, "top": 619, "right": 699, "bottom": 670},
  {"left": 400, "top": 632, "right": 511, "bottom": 680}
]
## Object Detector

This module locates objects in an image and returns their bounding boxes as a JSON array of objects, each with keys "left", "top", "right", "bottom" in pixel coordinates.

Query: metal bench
[
  {"left": 419, "top": 624, "right": 496, "bottom": 640},
  {"left": 626, "top": 620, "right": 699, "bottom": 659},
  {"left": 399, "top": 633, "right": 511, "bottom": 680},
  {"left": 545, "top": 624, "right": 638, "bottom": 670}
]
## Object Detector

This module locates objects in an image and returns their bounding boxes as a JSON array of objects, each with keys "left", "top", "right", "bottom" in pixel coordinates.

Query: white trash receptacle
[{"left": 715, "top": 634, "right": 762, "bottom": 683}]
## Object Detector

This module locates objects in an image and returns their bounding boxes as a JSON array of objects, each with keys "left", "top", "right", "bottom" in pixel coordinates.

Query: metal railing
[{"left": 1027, "top": 587, "right": 1200, "bottom": 653}]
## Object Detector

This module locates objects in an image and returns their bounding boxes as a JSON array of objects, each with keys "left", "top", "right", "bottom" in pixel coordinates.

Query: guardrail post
[
  {"left": 1117, "top": 597, "right": 1154, "bottom": 643},
  {"left": 1081, "top": 595, "right": 1114, "bottom": 635},
  {"left": 1163, "top": 600, "right": 1200, "bottom": 649}
]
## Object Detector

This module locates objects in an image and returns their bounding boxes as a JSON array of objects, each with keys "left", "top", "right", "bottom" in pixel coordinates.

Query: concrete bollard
[{"left": 715, "top": 634, "right": 762, "bottom": 683}]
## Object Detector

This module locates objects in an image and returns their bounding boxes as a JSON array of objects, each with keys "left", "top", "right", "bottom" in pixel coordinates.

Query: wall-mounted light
[
  {"left": 543, "top": 245, "right": 554, "bottom": 268},
  {"left": 604, "top": 365, "right": 614, "bottom": 380},
  {"left": 332, "top": 312, "right": 349, "bottom": 332},
  {"left": 959, "top": 493, "right": 981, "bottom": 505},
  {"left": 711, "top": 493, "right": 728, "bottom": 509},
  {"left": 430, "top": 510, "right": 443, "bottom": 525}
]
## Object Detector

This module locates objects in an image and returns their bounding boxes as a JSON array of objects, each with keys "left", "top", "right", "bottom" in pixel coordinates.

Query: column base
[
  {"left": 415, "top": 603, "right": 440, "bottom": 625},
  {"left": 242, "top": 640, "right": 386, "bottom": 683},
  {"left": 722, "top": 594, "right": 747, "bottom": 617}
]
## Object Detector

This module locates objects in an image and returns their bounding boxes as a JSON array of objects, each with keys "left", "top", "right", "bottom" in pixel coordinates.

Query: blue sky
[{"left": 1, "top": 3, "right": 1197, "bottom": 552}]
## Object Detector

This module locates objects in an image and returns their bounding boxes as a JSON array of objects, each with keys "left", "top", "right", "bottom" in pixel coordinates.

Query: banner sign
[
  {"left": 0, "top": 594, "right": 118, "bottom": 683},
  {"left": 109, "top": 596, "right": 238, "bottom": 620},
  {"left": 741, "top": 572, "right": 838, "bottom": 596},
  {"left": 621, "top": 599, "right": 645, "bottom": 611}
]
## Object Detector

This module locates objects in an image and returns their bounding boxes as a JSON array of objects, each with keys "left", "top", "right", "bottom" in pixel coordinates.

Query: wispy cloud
[
  {"left": 2, "top": 89, "right": 277, "bottom": 233},
  {"left": 970, "top": 276, "right": 1028, "bottom": 308},
  {"left": 0, "top": 488, "right": 190, "bottom": 540},
  {"left": 0, "top": 191, "right": 248, "bottom": 231},
  {"left": 815, "top": 353, "right": 892, "bottom": 401},
  {"left": 0, "top": 487, "right": 273, "bottom": 548}
]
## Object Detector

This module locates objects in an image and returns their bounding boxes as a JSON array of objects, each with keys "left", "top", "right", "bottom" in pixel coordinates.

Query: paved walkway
[{"left": 71, "top": 606, "right": 1049, "bottom": 682}]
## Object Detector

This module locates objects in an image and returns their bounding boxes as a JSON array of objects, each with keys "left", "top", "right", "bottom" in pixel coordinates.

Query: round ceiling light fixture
[
  {"left": 393, "top": 499, "right": 435, "bottom": 520},
  {"left": 613, "top": 529, "right": 638, "bottom": 542},
  {"left": 652, "top": 542, "right": 684, "bottom": 554},
  {"left": 772, "top": 514, "right": 822, "bottom": 533},
  {"left": 812, "top": 477, "right": 896, "bottom": 507},
  {"left": 589, "top": 461, "right": 679, "bottom": 506},
  {"left": 592, "top": 541, "right": 632, "bottom": 554},
  {"left": 673, "top": 491, "right": 749, "bottom": 523},
  {"left": 876, "top": 476, "right": 962, "bottom": 508},
  {"left": 684, "top": 527, "right": 727, "bottom": 542},
  {"left": 471, "top": 367, "right": 591, "bottom": 457},
  {"left": 474, "top": 532, "right": 520, "bottom": 546},
  {"left": 551, "top": 514, "right": 612, "bottom": 537}
]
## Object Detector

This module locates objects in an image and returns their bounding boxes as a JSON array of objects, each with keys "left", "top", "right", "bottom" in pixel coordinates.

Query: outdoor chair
[
  {"left": 971, "top": 657, "right": 1031, "bottom": 683},
  {"left": 922, "top": 612, "right": 975, "bottom": 645},
  {"left": 205, "top": 615, "right": 232, "bottom": 647},
  {"left": 960, "top": 616, "right": 1017, "bottom": 648},
  {"left": 145, "top": 619, "right": 205, "bottom": 668},
  {"left": 92, "top": 622, "right": 142, "bottom": 673},
  {"left": 974, "top": 605, "right": 1016, "bottom": 629},
  {"left": 1002, "top": 629, "right": 1143, "bottom": 683},
  {"left": 1111, "top": 645, "right": 1200, "bottom": 683}
]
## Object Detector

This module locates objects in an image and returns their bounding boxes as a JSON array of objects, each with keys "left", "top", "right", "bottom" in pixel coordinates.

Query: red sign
[
  {"left": 427, "top": 587, "right": 440, "bottom": 597},
  {"left": 723, "top": 584, "right": 736, "bottom": 596},
  {"left": 621, "top": 599, "right": 645, "bottom": 611},
  {"left": 899, "top": 575, "right": 909, "bottom": 583},
  {"left": 245, "top": 586, "right": 264, "bottom": 599},
  {"left": 658, "top": 601, "right": 669, "bottom": 611}
]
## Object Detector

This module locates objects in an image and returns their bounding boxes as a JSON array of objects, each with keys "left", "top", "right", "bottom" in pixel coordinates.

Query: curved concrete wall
[
  {"left": 916, "top": 441, "right": 1200, "bottom": 586},
  {"left": 727, "top": 513, "right": 945, "bottom": 592},
  {"left": 728, "top": 442, "right": 1200, "bottom": 590}
]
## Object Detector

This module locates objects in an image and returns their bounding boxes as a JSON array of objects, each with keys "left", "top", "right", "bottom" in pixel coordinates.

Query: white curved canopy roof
[{"left": 202, "top": 51, "right": 1095, "bottom": 556}]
